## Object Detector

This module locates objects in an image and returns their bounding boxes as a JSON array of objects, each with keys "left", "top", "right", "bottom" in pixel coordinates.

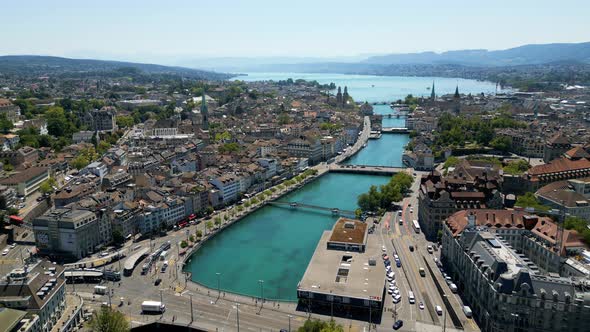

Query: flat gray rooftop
[{"left": 298, "top": 230, "right": 385, "bottom": 302}]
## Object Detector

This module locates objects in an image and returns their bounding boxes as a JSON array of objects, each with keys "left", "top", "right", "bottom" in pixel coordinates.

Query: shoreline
[{"left": 180, "top": 169, "right": 329, "bottom": 303}]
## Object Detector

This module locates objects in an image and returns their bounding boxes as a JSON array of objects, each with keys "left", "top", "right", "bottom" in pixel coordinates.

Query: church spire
[
  {"left": 454, "top": 85, "right": 460, "bottom": 99},
  {"left": 200, "top": 94, "right": 209, "bottom": 130},
  {"left": 431, "top": 81, "right": 435, "bottom": 100}
]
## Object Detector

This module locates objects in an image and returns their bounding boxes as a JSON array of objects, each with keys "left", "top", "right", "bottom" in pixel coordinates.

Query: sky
[{"left": 1, "top": 0, "right": 589, "bottom": 64}]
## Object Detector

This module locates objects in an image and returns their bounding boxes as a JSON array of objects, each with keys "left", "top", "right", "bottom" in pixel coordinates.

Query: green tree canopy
[
  {"left": 515, "top": 192, "right": 550, "bottom": 212},
  {"left": 298, "top": 319, "right": 344, "bottom": 332},
  {"left": 88, "top": 307, "right": 130, "bottom": 332}
]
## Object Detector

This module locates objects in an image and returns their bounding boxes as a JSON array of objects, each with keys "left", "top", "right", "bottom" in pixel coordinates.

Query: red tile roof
[{"left": 528, "top": 158, "right": 590, "bottom": 176}]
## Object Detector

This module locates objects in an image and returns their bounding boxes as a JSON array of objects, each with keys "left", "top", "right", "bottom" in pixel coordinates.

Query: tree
[
  {"left": 298, "top": 319, "right": 343, "bottom": 332},
  {"left": 39, "top": 178, "right": 57, "bottom": 194},
  {"left": 355, "top": 209, "right": 362, "bottom": 219},
  {"left": 224, "top": 214, "right": 229, "bottom": 222},
  {"left": 503, "top": 160, "right": 529, "bottom": 175},
  {"left": 237, "top": 205, "right": 244, "bottom": 212},
  {"left": 112, "top": 229, "right": 124, "bottom": 245},
  {"left": 8, "top": 207, "right": 19, "bottom": 216},
  {"left": 189, "top": 235, "right": 195, "bottom": 242},
  {"left": 3, "top": 163, "right": 14, "bottom": 172},
  {"left": 0, "top": 114, "right": 14, "bottom": 134},
  {"left": 116, "top": 115, "right": 135, "bottom": 128},
  {"left": 97, "top": 141, "right": 111, "bottom": 155},
  {"left": 515, "top": 192, "right": 550, "bottom": 212},
  {"left": 88, "top": 307, "right": 130, "bottom": 332},
  {"left": 206, "top": 221, "right": 214, "bottom": 232},
  {"left": 206, "top": 206, "right": 214, "bottom": 215},
  {"left": 45, "top": 106, "right": 69, "bottom": 137},
  {"left": 196, "top": 230, "right": 203, "bottom": 239},
  {"left": 214, "top": 217, "right": 221, "bottom": 228},
  {"left": 490, "top": 136, "right": 512, "bottom": 152},
  {"left": 443, "top": 156, "right": 460, "bottom": 170},
  {"left": 180, "top": 240, "right": 188, "bottom": 249}
]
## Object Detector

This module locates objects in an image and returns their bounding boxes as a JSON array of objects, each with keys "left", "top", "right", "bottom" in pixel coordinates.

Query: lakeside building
[
  {"left": 297, "top": 218, "right": 384, "bottom": 321},
  {"left": 442, "top": 210, "right": 590, "bottom": 332}
]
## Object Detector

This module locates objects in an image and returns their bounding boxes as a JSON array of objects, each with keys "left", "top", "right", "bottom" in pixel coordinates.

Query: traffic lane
[
  {"left": 379, "top": 224, "right": 412, "bottom": 326},
  {"left": 395, "top": 235, "right": 436, "bottom": 324},
  {"left": 75, "top": 282, "right": 299, "bottom": 332},
  {"left": 409, "top": 246, "right": 446, "bottom": 327},
  {"left": 420, "top": 249, "right": 478, "bottom": 331}
]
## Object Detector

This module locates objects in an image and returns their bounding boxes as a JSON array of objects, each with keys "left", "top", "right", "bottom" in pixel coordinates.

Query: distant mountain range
[
  {"left": 206, "top": 42, "right": 590, "bottom": 73},
  {"left": 362, "top": 42, "right": 590, "bottom": 66},
  {"left": 0, "top": 55, "right": 230, "bottom": 80}
]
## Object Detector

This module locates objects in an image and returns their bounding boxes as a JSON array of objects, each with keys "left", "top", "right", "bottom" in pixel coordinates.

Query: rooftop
[
  {"left": 328, "top": 218, "right": 367, "bottom": 246},
  {"left": 298, "top": 230, "right": 385, "bottom": 302}
]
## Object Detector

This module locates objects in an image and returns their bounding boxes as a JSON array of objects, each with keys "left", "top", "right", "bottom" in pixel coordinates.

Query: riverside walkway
[{"left": 267, "top": 201, "right": 357, "bottom": 218}]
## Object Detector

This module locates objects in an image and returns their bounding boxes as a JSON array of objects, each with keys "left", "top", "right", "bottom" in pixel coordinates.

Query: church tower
[
  {"left": 431, "top": 81, "right": 435, "bottom": 100},
  {"left": 454, "top": 85, "right": 460, "bottom": 99},
  {"left": 200, "top": 94, "right": 209, "bottom": 130},
  {"left": 336, "top": 86, "right": 343, "bottom": 105},
  {"left": 342, "top": 86, "right": 349, "bottom": 106}
]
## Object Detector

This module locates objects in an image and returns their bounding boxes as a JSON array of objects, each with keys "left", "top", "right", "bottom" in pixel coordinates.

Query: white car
[
  {"left": 392, "top": 289, "right": 400, "bottom": 296},
  {"left": 419, "top": 302, "right": 424, "bottom": 310},
  {"left": 10, "top": 243, "right": 16, "bottom": 248},
  {"left": 387, "top": 271, "right": 395, "bottom": 279},
  {"left": 392, "top": 295, "right": 402, "bottom": 303},
  {"left": 427, "top": 245, "right": 433, "bottom": 254},
  {"left": 382, "top": 246, "right": 387, "bottom": 252},
  {"left": 2, "top": 249, "right": 9, "bottom": 256}
]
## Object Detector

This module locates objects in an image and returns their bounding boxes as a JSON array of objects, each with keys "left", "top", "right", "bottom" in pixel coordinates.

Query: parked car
[
  {"left": 154, "top": 278, "right": 162, "bottom": 286},
  {"left": 393, "top": 320, "right": 404, "bottom": 330}
]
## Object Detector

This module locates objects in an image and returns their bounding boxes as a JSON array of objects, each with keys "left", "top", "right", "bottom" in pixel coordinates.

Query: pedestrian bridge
[
  {"left": 329, "top": 164, "right": 410, "bottom": 176},
  {"left": 268, "top": 201, "right": 357, "bottom": 218},
  {"left": 382, "top": 127, "right": 410, "bottom": 134}
]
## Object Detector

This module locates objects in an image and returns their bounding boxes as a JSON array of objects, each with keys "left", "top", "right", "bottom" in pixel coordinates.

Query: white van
[
  {"left": 450, "top": 283, "right": 458, "bottom": 293},
  {"left": 435, "top": 305, "right": 443, "bottom": 316},
  {"left": 408, "top": 291, "right": 415, "bottom": 304},
  {"left": 463, "top": 306, "right": 473, "bottom": 318}
]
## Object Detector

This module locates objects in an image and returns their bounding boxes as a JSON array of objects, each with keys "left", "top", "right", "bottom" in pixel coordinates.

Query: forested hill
[{"left": 0, "top": 55, "right": 231, "bottom": 80}]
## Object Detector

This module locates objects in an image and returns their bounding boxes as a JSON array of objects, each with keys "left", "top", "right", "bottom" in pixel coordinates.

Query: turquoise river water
[{"left": 185, "top": 73, "right": 500, "bottom": 301}]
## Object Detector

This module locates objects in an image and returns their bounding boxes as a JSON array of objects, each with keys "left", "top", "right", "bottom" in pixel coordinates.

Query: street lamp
[
  {"left": 288, "top": 315, "right": 292, "bottom": 332},
  {"left": 216, "top": 272, "right": 221, "bottom": 298},
  {"left": 258, "top": 280, "right": 264, "bottom": 307}
]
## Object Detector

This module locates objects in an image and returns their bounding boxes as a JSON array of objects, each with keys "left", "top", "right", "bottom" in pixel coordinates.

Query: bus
[
  {"left": 412, "top": 220, "right": 421, "bottom": 233},
  {"left": 9, "top": 215, "right": 24, "bottom": 225}
]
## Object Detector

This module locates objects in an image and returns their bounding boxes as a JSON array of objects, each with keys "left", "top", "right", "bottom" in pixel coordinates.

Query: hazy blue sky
[{"left": 1, "top": 0, "right": 589, "bottom": 62}]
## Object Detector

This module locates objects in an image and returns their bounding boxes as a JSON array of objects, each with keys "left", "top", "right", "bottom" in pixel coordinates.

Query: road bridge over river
[{"left": 329, "top": 164, "right": 410, "bottom": 176}]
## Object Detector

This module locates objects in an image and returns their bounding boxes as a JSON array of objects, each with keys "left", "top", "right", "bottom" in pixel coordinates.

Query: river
[{"left": 185, "top": 73, "right": 499, "bottom": 301}]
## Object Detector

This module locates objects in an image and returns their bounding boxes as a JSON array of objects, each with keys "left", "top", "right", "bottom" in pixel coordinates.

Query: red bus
[{"left": 9, "top": 215, "right": 24, "bottom": 225}]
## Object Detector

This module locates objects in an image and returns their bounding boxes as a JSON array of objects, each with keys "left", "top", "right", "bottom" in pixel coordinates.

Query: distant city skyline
[{"left": 1, "top": 0, "right": 589, "bottom": 65}]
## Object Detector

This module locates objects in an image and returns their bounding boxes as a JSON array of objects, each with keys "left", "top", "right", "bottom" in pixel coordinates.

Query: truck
[
  {"left": 141, "top": 301, "right": 166, "bottom": 314},
  {"left": 159, "top": 250, "right": 168, "bottom": 261},
  {"left": 94, "top": 285, "right": 108, "bottom": 295}
]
